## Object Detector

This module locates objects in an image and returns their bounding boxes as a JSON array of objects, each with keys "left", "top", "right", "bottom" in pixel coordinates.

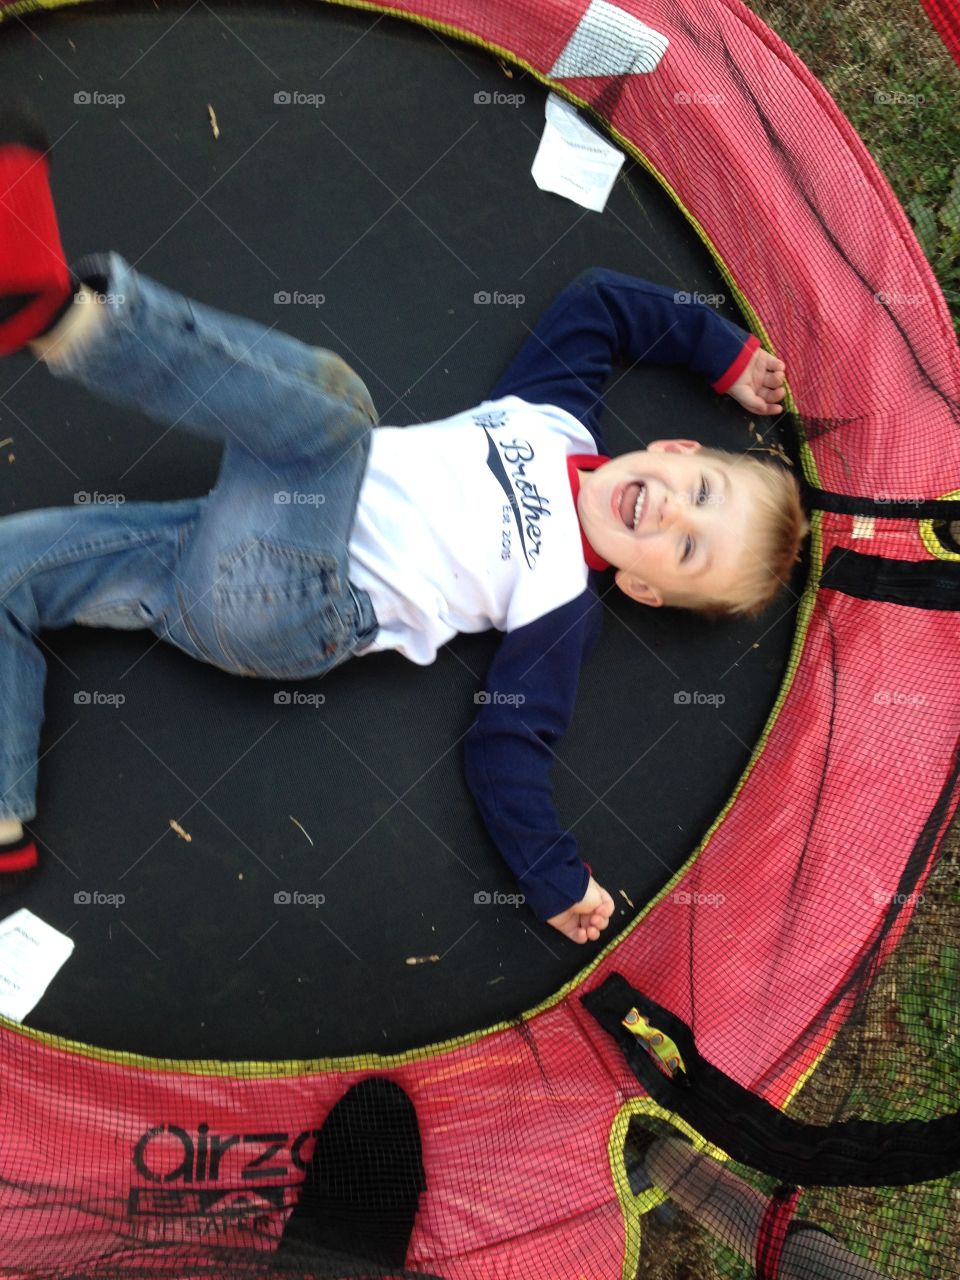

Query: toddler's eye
[
  {"left": 697, "top": 477, "right": 708, "bottom": 505},
  {"left": 682, "top": 535, "right": 694, "bottom": 563}
]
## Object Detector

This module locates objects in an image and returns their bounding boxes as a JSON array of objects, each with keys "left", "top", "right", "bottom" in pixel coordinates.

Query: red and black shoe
[
  {"left": 0, "top": 99, "right": 73, "bottom": 356},
  {"left": 0, "top": 829, "right": 38, "bottom": 895}
]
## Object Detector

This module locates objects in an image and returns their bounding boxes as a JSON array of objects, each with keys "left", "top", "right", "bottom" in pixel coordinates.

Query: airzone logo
[
  {"left": 133, "top": 1123, "right": 321, "bottom": 1183},
  {"left": 127, "top": 1186, "right": 287, "bottom": 1233}
]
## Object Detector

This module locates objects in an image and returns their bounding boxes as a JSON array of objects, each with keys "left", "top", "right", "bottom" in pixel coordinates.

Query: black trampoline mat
[{"left": 0, "top": 0, "right": 802, "bottom": 1060}]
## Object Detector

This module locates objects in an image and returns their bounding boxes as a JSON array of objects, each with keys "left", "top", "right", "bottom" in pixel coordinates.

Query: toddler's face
[{"left": 577, "top": 440, "right": 759, "bottom": 607}]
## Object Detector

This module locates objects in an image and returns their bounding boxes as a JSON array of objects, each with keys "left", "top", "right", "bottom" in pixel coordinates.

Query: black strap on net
[
  {"left": 802, "top": 484, "right": 960, "bottom": 519},
  {"left": 584, "top": 725, "right": 960, "bottom": 1190},
  {"left": 582, "top": 972, "right": 960, "bottom": 1188}
]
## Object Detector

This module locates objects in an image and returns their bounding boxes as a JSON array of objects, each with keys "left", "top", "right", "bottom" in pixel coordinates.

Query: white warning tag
[
  {"left": 532, "top": 94, "right": 626, "bottom": 212},
  {"left": 549, "top": 0, "right": 670, "bottom": 79}
]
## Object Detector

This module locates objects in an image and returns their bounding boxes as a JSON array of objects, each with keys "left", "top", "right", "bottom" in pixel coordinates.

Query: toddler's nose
[{"left": 659, "top": 494, "right": 680, "bottom": 530}]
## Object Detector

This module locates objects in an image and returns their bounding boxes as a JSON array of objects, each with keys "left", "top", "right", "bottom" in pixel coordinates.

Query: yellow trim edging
[
  {"left": 607, "top": 1098, "right": 730, "bottom": 1280},
  {"left": 920, "top": 488, "right": 960, "bottom": 561},
  {"left": 0, "top": 0, "right": 96, "bottom": 23}
]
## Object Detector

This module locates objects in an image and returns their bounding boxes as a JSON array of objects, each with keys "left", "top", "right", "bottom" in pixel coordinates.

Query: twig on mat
[{"left": 289, "top": 815, "right": 314, "bottom": 846}]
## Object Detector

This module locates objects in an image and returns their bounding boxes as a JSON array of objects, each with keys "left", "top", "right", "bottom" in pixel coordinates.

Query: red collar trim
[{"left": 567, "top": 453, "right": 611, "bottom": 571}]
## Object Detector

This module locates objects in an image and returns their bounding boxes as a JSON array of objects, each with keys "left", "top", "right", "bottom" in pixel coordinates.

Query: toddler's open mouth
[{"left": 619, "top": 482, "right": 646, "bottom": 530}]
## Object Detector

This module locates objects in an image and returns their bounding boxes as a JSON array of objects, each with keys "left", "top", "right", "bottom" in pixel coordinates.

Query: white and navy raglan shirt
[{"left": 348, "top": 289, "right": 758, "bottom": 921}]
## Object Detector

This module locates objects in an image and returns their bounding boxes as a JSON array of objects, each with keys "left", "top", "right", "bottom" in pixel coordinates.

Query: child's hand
[
  {"left": 547, "top": 876, "right": 615, "bottom": 944},
  {"left": 727, "top": 347, "right": 786, "bottom": 416}
]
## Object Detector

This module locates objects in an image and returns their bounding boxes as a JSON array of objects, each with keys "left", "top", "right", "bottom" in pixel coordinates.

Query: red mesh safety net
[{"left": 0, "top": 1, "right": 958, "bottom": 1278}]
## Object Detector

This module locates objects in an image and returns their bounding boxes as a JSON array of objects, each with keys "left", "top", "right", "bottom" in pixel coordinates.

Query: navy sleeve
[
  {"left": 462, "top": 586, "right": 603, "bottom": 922},
  {"left": 580, "top": 270, "right": 760, "bottom": 390},
  {"left": 488, "top": 268, "right": 759, "bottom": 448}
]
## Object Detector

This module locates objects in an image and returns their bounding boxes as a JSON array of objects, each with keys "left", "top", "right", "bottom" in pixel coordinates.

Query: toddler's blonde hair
[{"left": 666, "top": 447, "right": 810, "bottom": 619}]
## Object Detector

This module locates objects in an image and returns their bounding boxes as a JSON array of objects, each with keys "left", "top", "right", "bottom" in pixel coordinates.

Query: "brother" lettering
[{"left": 499, "top": 438, "right": 551, "bottom": 567}]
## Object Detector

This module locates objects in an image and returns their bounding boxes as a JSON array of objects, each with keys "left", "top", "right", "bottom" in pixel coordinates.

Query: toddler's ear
[
  {"left": 647, "top": 439, "right": 701, "bottom": 454},
  {"left": 615, "top": 570, "right": 663, "bottom": 607}
]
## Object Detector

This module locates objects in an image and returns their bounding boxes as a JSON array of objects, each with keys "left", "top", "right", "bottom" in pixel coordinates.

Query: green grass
[
  {"left": 633, "top": 6, "right": 960, "bottom": 1277},
  {"left": 635, "top": 840, "right": 960, "bottom": 1280},
  {"left": 738, "top": 10, "right": 960, "bottom": 1272},
  {"left": 789, "top": 837, "right": 960, "bottom": 1280},
  {"left": 750, "top": 0, "right": 960, "bottom": 329}
]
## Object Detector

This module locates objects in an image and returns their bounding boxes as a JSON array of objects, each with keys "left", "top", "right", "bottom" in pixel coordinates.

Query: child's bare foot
[{"left": 547, "top": 876, "right": 615, "bottom": 944}]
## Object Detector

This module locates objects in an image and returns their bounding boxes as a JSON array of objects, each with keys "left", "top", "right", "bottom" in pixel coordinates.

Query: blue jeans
[
  {"left": 0, "top": 252, "right": 379, "bottom": 820},
  {"left": 1, "top": 264, "right": 645, "bottom": 821}
]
